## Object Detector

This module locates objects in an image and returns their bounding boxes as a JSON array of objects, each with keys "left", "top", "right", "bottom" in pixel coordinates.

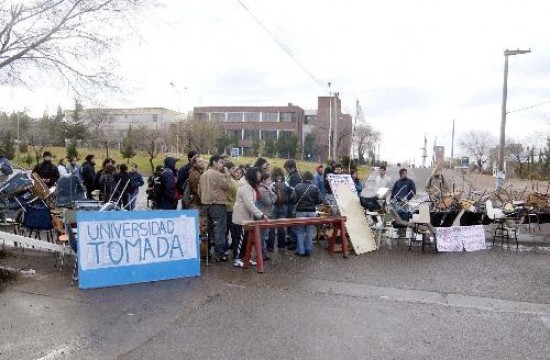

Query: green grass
[{"left": 12, "top": 147, "right": 371, "bottom": 178}]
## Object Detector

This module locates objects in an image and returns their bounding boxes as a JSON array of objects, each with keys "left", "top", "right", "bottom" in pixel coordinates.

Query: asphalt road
[{"left": 1, "top": 239, "right": 549, "bottom": 360}]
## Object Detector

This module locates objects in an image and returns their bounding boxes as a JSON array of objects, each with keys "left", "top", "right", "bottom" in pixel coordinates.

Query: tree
[
  {"left": 181, "top": 118, "right": 221, "bottom": 154},
  {"left": 50, "top": 106, "right": 67, "bottom": 146},
  {"left": 1, "top": 131, "right": 16, "bottom": 160},
  {"left": 459, "top": 131, "right": 496, "bottom": 171},
  {"left": 216, "top": 133, "right": 233, "bottom": 155},
  {"left": 276, "top": 134, "right": 298, "bottom": 159},
  {"left": 65, "top": 99, "right": 88, "bottom": 141},
  {"left": 354, "top": 124, "right": 379, "bottom": 164},
  {"left": 0, "top": 1, "right": 149, "bottom": 90},
  {"left": 140, "top": 129, "right": 162, "bottom": 174},
  {"left": 121, "top": 126, "right": 137, "bottom": 164},
  {"left": 264, "top": 139, "right": 276, "bottom": 158},
  {"left": 66, "top": 138, "right": 78, "bottom": 159},
  {"left": 302, "top": 133, "right": 317, "bottom": 161}
]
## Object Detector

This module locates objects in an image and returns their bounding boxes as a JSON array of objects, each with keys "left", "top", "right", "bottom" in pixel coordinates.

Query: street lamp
[{"left": 497, "top": 48, "right": 531, "bottom": 189}]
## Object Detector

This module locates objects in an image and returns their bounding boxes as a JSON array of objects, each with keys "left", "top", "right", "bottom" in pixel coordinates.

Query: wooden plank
[{"left": 328, "top": 174, "right": 376, "bottom": 254}]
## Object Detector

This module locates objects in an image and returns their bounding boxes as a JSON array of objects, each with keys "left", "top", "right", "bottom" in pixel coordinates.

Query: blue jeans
[{"left": 295, "top": 211, "right": 317, "bottom": 255}]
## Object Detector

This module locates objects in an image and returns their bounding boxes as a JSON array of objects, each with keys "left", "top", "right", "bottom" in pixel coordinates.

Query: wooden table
[{"left": 242, "top": 216, "right": 348, "bottom": 273}]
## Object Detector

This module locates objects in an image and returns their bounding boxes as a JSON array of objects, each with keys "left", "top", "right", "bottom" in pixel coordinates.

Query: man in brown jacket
[{"left": 199, "top": 155, "right": 233, "bottom": 262}]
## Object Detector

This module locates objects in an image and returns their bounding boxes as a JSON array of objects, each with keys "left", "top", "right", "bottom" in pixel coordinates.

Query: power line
[
  {"left": 233, "top": 0, "right": 324, "bottom": 89},
  {"left": 507, "top": 99, "right": 550, "bottom": 114}
]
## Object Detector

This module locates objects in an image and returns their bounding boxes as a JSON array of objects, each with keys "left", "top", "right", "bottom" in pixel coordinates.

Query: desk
[{"left": 242, "top": 216, "right": 348, "bottom": 273}]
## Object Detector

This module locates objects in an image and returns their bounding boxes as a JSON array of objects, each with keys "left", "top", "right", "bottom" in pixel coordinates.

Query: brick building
[{"left": 194, "top": 96, "right": 352, "bottom": 161}]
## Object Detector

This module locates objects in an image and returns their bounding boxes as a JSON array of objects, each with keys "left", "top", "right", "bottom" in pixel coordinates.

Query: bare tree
[
  {"left": 459, "top": 130, "right": 496, "bottom": 171},
  {"left": 183, "top": 118, "right": 221, "bottom": 154},
  {"left": 0, "top": 0, "right": 149, "bottom": 90},
  {"left": 140, "top": 128, "right": 163, "bottom": 174},
  {"left": 354, "top": 124, "right": 379, "bottom": 164}
]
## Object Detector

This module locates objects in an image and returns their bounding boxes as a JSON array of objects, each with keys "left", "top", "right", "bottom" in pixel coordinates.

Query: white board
[
  {"left": 327, "top": 174, "right": 376, "bottom": 254},
  {"left": 435, "top": 225, "right": 486, "bottom": 252}
]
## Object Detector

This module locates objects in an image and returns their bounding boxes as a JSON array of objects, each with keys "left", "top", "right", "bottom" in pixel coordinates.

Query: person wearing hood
[
  {"left": 32, "top": 151, "right": 60, "bottom": 187},
  {"left": 157, "top": 156, "right": 178, "bottom": 210},
  {"left": 81, "top": 154, "right": 96, "bottom": 199}
]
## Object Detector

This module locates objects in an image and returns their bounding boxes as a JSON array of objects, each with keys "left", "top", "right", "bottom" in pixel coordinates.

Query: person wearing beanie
[{"left": 32, "top": 151, "right": 60, "bottom": 187}]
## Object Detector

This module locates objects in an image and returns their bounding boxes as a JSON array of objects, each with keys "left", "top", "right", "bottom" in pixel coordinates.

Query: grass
[{"left": 11, "top": 147, "right": 371, "bottom": 178}]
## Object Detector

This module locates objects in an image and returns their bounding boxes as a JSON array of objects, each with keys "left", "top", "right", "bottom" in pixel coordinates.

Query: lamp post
[
  {"left": 328, "top": 82, "right": 332, "bottom": 161},
  {"left": 497, "top": 48, "right": 531, "bottom": 189}
]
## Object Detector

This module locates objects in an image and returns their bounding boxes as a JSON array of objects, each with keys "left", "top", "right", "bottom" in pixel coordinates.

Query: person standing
[
  {"left": 32, "top": 151, "right": 59, "bottom": 187},
  {"left": 284, "top": 159, "right": 302, "bottom": 251},
  {"left": 156, "top": 157, "right": 178, "bottom": 210},
  {"left": 225, "top": 164, "right": 242, "bottom": 256},
  {"left": 57, "top": 158, "right": 70, "bottom": 178},
  {"left": 391, "top": 168, "right": 416, "bottom": 202},
  {"left": 81, "top": 154, "right": 96, "bottom": 199},
  {"left": 117, "top": 163, "right": 132, "bottom": 208},
  {"left": 99, "top": 164, "right": 118, "bottom": 202},
  {"left": 177, "top": 150, "right": 199, "bottom": 209},
  {"left": 232, "top": 167, "right": 266, "bottom": 267},
  {"left": 198, "top": 155, "right": 233, "bottom": 262},
  {"left": 350, "top": 169, "right": 363, "bottom": 195},
  {"left": 313, "top": 164, "right": 327, "bottom": 202},
  {"left": 66, "top": 156, "right": 82, "bottom": 180},
  {"left": 187, "top": 156, "right": 207, "bottom": 209},
  {"left": 127, "top": 163, "right": 144, "bottom": 210},
  {"left": 291, "top": 171, "right": 322, "bottom": 256},
  {"left": 258, "top": 171, "right": 276, "bottom": 260},
  {"left": 270, "top": 167, "right": 288, "bottom": 253},
  {"left": 360, "top": 166, "right": 393, "bottom": 211}
]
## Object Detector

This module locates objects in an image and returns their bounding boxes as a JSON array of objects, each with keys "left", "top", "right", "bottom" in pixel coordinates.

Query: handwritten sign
[
  {"left": 327, "top": 174, "right": 376, "bottom": 253},
  {"left": 435, "top": 225, "right": 486, "bottom": 252},
  {"left": 77, "top": 210, "right": 200, "bottom": 289}
]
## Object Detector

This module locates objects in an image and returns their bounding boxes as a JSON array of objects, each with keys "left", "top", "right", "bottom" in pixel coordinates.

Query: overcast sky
[{"left": 2, "top": 0, "right": 550, "bottom": 163}]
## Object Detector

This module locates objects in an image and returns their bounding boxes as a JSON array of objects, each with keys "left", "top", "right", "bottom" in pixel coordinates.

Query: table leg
[
  {"left": 340, "top": 221, "right": 348, "bottom": 258},
  {"left": 254, "top": 226, "right": 264, "bottom": 273}
]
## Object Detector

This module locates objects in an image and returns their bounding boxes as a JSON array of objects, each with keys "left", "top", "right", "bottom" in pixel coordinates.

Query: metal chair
[
  {"left": 486, "top": 200, "right": 519, "bottom": 248},
  {"left": 409, "top": 202, "right": 436, "bottom": 252}
]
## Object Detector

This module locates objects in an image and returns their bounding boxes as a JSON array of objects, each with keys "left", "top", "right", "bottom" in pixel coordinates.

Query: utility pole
[
  {"left": 332, "top": 93, "right": 339, "bottom": 161},
  {"left": 327, "top": 82, "right": 332, "bottom": 161},
  {"left": 498, "top": 48, "right": 531, "bottom": 189}
]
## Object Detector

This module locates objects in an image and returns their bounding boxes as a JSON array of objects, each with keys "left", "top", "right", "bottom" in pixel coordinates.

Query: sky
[{"left": 2, "top": 0, "right": 550, "bottom": 164}]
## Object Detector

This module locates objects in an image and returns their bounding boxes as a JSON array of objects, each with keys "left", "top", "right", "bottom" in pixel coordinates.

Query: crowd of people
[
  {"left": 31, "top": 152, "right": 145, "bottom": 210},
  {"left": 149, "top": 151, "right": 368, "bottom": 266}
]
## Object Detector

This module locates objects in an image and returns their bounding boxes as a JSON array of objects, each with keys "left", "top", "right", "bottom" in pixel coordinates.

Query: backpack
[
  {"left": 274, "top": 180, "right": 288, "bottom": 206},
  {"left": 146, "top": 169, "right": 166, "bottom": 203},
  {"left": 180, "top": 180, "right": 192, "bottom": 208}
]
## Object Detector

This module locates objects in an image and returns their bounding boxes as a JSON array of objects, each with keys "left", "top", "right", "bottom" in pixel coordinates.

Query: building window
[
  {"left": 280, "top": 112, "right": 295, "bottom": 123},
  {"left": 279, "top": 130, "right": 294, "bottom": 139},
  {"left": 243, "top": 129, "right": 260, "bottom": 140},
  {"left": 262, "top": 112, "right": 279, "bottom": 122},
  {"left": 195, "top": 113, "right": 208, "bottom": 122},
  {"left": 228, "top": 130, "right": 242, "bottom": 140},
  {"left": 244, "top": 112, "right": 260, "bottom": 122},
  {"left": 261, "top": 130, "right": 277, "bottom": 140},
  {"left": 227, "top": 113, "right": 243, "bottom": 122},
  {"left": 304, "top": 115, "right": 316, "bottom": 125},
  {"left": 210, "top": 113, "right": 225, "bottom": 123}
]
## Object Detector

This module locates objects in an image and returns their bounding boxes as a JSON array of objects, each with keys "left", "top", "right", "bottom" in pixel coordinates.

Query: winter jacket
[
  {"left": 291, "top": 181, "right": 322, "bottom": 212},
  {"left": 157, "top": 157, "right": 178, "bottom": 210},
  {"left": 99, "top": 173, "right": 118, "bottom": 202},
  {"left": 33, "top": 161, "right": 60, "bottom": 187},
  {"left": 232, "top": 182, "right": 264, "bottom": 225},
  {"left": 391, "top": 178, "right": 416, "bottom": 201},
  {"left": 187, "top": 166, "right": 204, "bottom": 208},
  {"left": 198, "top": 168, "right": 232, "bottom": 205},
  {"left": 81, "top": 161, "right": 96, "bottom": 192},
  {"left": 258, "top": 181, "right": 276, "bottom": 216},
  {"left": 129, "top": 171, "right": 144, "bottom": 192}
]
